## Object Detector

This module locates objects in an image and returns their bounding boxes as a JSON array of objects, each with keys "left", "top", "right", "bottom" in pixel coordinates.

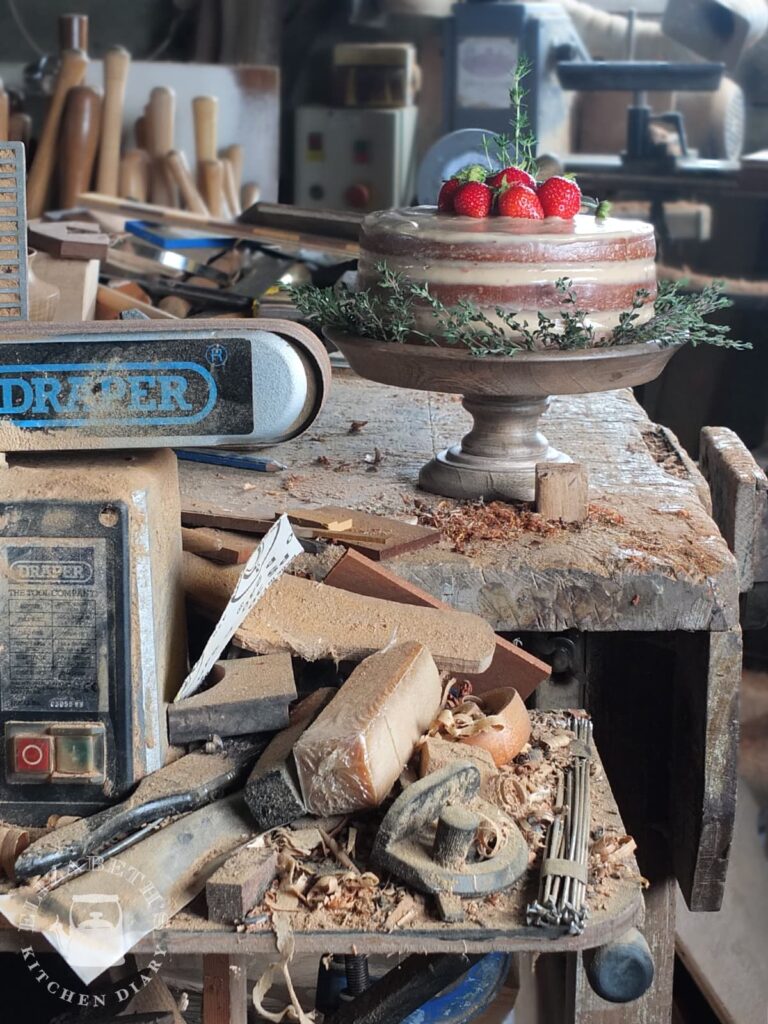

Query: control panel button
[
  {"left": 5, "top": 722, "right": 105, "bottom": 784},
  {"left": 353, "top": 139, "right": 371, "bottom": 164},
  {"left": 13, "top": 735, "right": 53, "bottom": 775},
  {"left": 344, "top": 183, "right": 371, "bottom": 209},
  {"left": 54, "top": 734, "right": 97, "bottom": 775}
]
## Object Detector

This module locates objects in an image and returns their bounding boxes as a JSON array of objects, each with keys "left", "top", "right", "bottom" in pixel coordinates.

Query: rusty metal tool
[
  {"left": 371, "top": 762, "right": 528, "bottom": 897},
  {"left": 13, "top": 739, "right": 265, "bottom": 880}
]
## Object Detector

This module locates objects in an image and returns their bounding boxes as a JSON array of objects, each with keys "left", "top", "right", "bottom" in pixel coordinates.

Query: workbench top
[{"left": 179, "top": 370, "right": 739, "bottom": 634}]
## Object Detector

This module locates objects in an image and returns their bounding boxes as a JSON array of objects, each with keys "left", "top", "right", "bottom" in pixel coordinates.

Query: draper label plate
[
  {"left": 0, "top": 338, "right": 254, "bottom": 436},
  {"left": 0, "top": 538, "right": 109, "bottom": 713}
]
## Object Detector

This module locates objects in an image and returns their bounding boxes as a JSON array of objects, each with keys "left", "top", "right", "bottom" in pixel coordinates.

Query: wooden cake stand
[{"left": 326, "top": 329, "right": 681, "bottom": 501}]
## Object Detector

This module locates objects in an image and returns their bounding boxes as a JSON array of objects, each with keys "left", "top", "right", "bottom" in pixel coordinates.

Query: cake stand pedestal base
[{"left": 418, "top": 395, "right": 570, "bottom": 502}]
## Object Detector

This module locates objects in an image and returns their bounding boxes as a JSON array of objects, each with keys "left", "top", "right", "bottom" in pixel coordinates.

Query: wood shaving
[
  {"left": 349, "top": 420, "right": 368, "bottom": 433},
  {"left": 412, "top": 498, "right": 630, "bottom": 552}
]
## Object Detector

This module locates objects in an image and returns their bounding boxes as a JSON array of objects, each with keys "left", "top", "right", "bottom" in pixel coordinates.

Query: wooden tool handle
[
  {"left": 221, "top": 157, "right": 241, "bottom": 217},
  {"left": 200, "top": 158, "right": 225, "bottom": 217},
  {"left": 192, "top": 95, "right": 218, "bottom": 176},
  {"left": 27, "top": 48, "right": 89, "bottom": 218},
  {"left": 9, "top": 112, "right": 31, "bottom": 147},
  {"left": 221, "top": 143, "right": 243, "bottom": 193},
  {"left": 59, "top": 85, "right": 102, "bottom": 209},
  {"left": 118, "top": 148, "right": 150, "bottom": 202},
  {"left": 165, "top": 150, "right": 209, "bottom": 215},
  {"left": 147, "top": 86, "right": 175, "bottom": 156},
  {"left": 0, "top": 81, "right": 8, "bottom": 141},
  {"left": 95, "top": 45, "right": 131, "bottom": 196},
  {"left": 147, "top": 86, "right": 176, "bottom": 206},
  {"left": 241, "top": 182, "right": 261, "bottom": 209},
  {"left": 95, "top": 284, "right": 176, "bottom": 320},
  {"left": 59, "top": 13, "right": 88, "bottom": 54}
]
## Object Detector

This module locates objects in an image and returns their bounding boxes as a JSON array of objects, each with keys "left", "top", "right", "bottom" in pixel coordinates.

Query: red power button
[{"left": 14, "top": 736, "right": 53, "bottom": 775}]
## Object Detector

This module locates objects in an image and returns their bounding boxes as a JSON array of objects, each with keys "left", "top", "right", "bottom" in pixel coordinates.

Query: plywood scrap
[
  {"left": 244, "top": 688, "right": 335, "bottom": 832},
  {"left": 206, "top": 845, "right": 278, "bottom": 923},
  {"left": 290, "top": 504, "right": 439, "bottom": 559},
  {"left": 183, "top": 552, "right": 496, "bottom": 673},
  {"left": 324, "top": 548, "right": 550, "bottom": 697},
  {"left": 294, "top": 642, "right": 442, "bottom": 816},
  {"left": 167, "top": 654, "right": 296, "bottom": 744}
]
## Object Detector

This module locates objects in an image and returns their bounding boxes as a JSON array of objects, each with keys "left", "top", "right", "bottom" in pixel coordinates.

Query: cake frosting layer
[{"left": 358, "top": 207, "right": 657, "bottom": 340}]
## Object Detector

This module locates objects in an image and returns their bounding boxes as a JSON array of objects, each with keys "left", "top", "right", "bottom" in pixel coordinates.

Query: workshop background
[{"left": 0, "top": 0, "right": 764, "bottom": 1023}]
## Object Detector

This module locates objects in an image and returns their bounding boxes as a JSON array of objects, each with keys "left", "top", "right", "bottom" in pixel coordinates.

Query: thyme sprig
[
  {"left": 290, "top": 263, "right": 748, "bottom": 357},
  {"left": 484, "top": 57, "right": 537, "bottom": 176}
]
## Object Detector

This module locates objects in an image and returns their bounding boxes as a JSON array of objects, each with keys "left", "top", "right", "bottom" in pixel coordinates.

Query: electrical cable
[{"left": 6, "top": 0, "right": 45, "bottom": 57}]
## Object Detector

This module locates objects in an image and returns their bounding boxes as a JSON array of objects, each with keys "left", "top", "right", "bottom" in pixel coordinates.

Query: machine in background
[{"left": 294, "top": 43, "right": 420, "bottom": 213}]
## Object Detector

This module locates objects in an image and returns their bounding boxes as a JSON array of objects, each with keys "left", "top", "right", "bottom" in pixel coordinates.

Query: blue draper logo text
[{"left": 0, "top": 361, "right": 218, "bottom": 428}]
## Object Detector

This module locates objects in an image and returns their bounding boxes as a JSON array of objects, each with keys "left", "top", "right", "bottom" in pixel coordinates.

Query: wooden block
[
  {"left": 167, "top": 653, "right": 297, "bottom": 744},
  {"left": 183, "top": 552, "right": 496, "bottom": 673},
  {"left": 419, "top": 735, "right": 496, "bottom": 787},
  {"left": 29, "top": 253, "right": 99, "bottom": 322},
  {"left": 534, "top": 462, "right": 589, "bottom": 523},
  {"left": 324, "top": 548, "right": 550, "bottom": 698},
  {"left": 206, "top": 845, "right": 278, "bottom": 923},
  {"left": 294, "top": 643, "right": 442, "bottom": 815},
  {"left": 286, "top": 508, "right": 354, "bottom": 532},
  {"left": 181, "top": 526, "right": 256, "bottom": 564},
  {"left": 244, "top": 687, "right": 335, "bottom": 831},
  {"left": 28, "top": 219, "right": 109, "bottom": 260}
]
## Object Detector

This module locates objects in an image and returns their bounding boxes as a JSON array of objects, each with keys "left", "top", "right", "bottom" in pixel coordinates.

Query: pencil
[{"left": 174, "top": 449, "right": 287, "bottom": 472}]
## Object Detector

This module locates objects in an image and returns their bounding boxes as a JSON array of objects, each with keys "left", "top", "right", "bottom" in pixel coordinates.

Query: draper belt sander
[
  {"left": 0, "top": 318, "right": 331, "bottom": 451},
  {"left": 0, "top": 317, "right": 331, "bottom": 824}
]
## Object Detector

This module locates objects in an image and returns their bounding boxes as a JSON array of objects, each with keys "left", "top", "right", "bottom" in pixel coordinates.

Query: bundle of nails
[{"left": 526, "top": 713, "right": 593, "bottom": 935}]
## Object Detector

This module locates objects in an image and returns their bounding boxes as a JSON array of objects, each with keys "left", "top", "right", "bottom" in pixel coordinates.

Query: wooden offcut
[
  {"left": 285, "top": 508, "right": 353, "bottom": 532},
  {"left": 294, "top": 642, "right": 442, "bottom": 815},
  {"left": 181, "top": 526, "right": 256, "bottom": 564},
  {"left": 324, "top": 548, "right": 550, "bottom": 698},
  {"left": 535, "top": 462, "right": 589, "bottom": 523},
  {"left": 206, "top": 845, "right": 278, "bottom": 923},
  {"left": 183, "top": 552, "right": 496, "bottom": 673},
  {"left": 167, "top": 654, "right": 296, "bottom": 744}
]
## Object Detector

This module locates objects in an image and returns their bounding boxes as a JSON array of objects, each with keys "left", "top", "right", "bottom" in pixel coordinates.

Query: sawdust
[
  {"left": 241, "top": 711, "right": 640, "bottom": 940},
  {"left": 412, "top": 498, "right": 632, "bottom": 553}
]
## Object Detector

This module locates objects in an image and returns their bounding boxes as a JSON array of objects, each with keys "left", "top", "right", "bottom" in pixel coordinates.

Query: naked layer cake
[{"left": 358, "top": 207, "right": 657, "bottom": 340}]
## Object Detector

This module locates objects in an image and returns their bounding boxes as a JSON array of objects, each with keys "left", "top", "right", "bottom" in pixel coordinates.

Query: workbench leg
[
  {"left": 203, "top": 954, "right": 248, "bottom": 1024},
  {"left": 570, "top": 870, "right": 676, "bottom": 1023},
  {"left": 671, "top": 628, "right": 741, "bottom": 911}
]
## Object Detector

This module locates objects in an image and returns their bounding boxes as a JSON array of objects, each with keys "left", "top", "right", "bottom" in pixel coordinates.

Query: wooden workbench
[{"left": 179, "top": 371, "right": 742, "bottom": 1023}]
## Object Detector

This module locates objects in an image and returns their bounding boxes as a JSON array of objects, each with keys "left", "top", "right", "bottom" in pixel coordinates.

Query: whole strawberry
[
  {"left": 487, "top": 165, "right": 536, "bottom": 191},
  {"left": 496, "top": 183, "right": 544, "bottom": 219},
  {"left": 437, "top": 178, "right": 461, "bottom": 212},
  {"left": 537, "top": 176, "right": 582, "bottom": 219},
  {"left": 453, "top": 181, "right": 492, "bottom": 218}
]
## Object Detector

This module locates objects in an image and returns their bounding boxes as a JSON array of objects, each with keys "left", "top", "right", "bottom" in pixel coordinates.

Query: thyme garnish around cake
[{"left": 290, "top": 266, "right": 748, "bottom": 357}]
